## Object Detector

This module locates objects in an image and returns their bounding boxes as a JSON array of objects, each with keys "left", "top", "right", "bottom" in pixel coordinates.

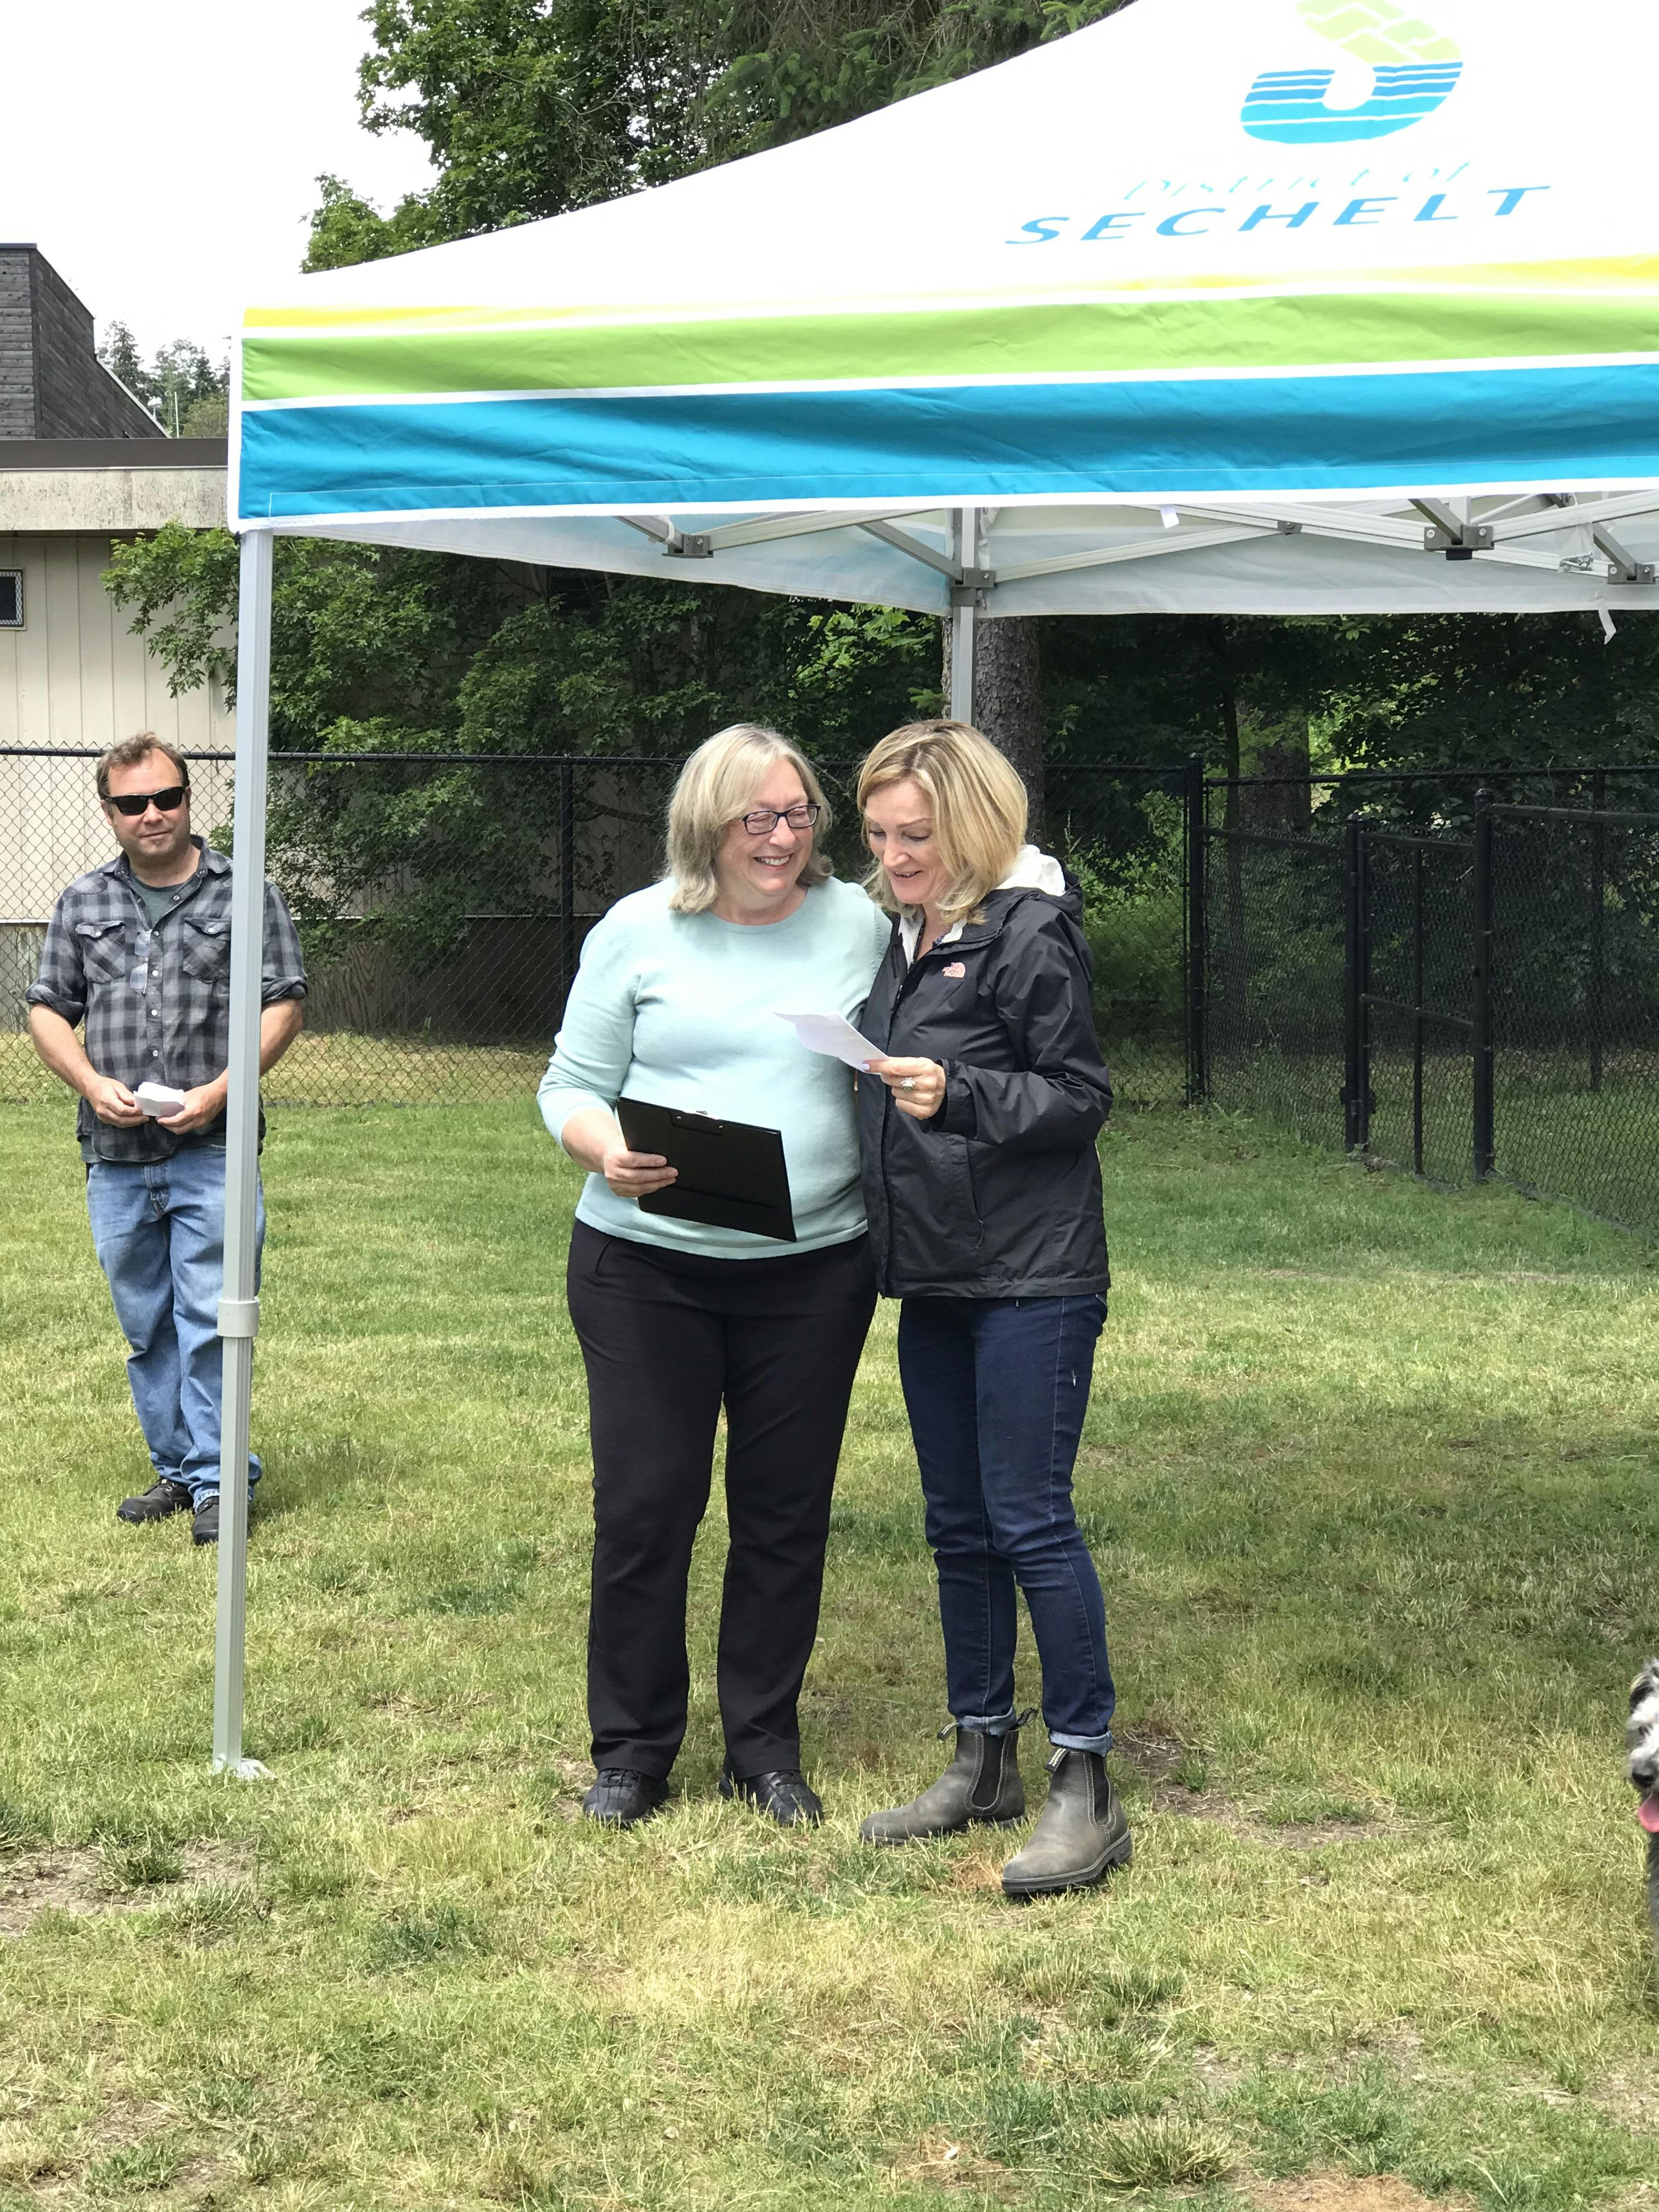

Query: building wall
[
  {"left": 30, "top": 256, "right": 163, "bottom": 440},
  {"left": 0, "top": 247, "right": 165, "bottom": 441},
  {"left": 0, "top": 254, "right": 36, "bottom": 437},
  {"left": 0, "top": 531, "right": 235, "bottom": 919}
]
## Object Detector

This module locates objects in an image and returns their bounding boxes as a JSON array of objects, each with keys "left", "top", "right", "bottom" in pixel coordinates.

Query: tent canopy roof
[{"left": 232, "top": 0, "right": 1659, "bottom": 615}]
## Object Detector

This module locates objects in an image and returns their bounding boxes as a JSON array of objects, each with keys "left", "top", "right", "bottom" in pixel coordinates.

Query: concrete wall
[
  {"left": 0, "top": 450, "right": 226, "bottom": 531},
  {"left": 0, "top": 247, "right": 166, "bottom": 441}
]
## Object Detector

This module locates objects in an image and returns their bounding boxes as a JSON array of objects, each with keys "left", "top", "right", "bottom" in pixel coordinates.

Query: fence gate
[
  {"left": 1204, "top": 784, "right": 1659, "bottom": 1237},
  {"left": 1343, "top": 811, "right": 1491, "bottom": 1184}
]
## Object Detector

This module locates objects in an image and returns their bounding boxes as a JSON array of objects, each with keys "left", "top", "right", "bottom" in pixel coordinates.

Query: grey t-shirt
[{"left": 132, "top": 866, "right": 198, "bottom": 928}]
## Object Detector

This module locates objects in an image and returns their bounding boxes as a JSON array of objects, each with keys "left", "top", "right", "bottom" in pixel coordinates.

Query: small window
[{"left": 0, "top": 572, "right": 21, "bottom": 628}]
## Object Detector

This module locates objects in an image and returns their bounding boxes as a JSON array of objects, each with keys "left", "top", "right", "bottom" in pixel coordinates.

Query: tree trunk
[
  {"left": 1245, "top": 724, "right": 1313, "bottom": 831},
  {"left": 943, "top": 613, "right": 1044, "bottom": 838}
]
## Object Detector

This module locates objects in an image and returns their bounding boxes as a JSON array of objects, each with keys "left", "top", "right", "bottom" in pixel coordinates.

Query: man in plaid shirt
[{"left": 27, "top": 735, "right": 306, "bottom": 1546}]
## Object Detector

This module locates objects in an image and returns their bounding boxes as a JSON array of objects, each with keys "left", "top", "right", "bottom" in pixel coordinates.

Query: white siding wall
[{"left": 0, "top": 531, "right": 235, "bottom": 919}]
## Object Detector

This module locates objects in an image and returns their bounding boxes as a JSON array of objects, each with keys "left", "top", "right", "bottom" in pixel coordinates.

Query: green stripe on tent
[{"left": 240, "top": 288, "right": 1659, "bottom": 403}]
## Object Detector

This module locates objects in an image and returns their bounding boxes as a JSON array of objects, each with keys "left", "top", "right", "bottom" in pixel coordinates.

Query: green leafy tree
[
  {"left": 307, "top": 0, "right": 1121, "bottom": 262},
  {"left": 97, "top": 324, "right": 230, "bottom": 436}
]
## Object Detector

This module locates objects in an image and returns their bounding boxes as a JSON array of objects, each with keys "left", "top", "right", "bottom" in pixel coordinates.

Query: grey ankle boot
[
  {"left": 860, "top": 1723, "right": 1026, "bottom": 1845},
  {"left": 1000, "top": 1748, "right": 1132, "bottom": 1897}
]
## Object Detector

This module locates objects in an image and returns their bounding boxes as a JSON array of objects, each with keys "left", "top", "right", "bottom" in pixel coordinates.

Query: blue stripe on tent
[{"left": 236, "top": 365, "right": 1659, "bottom": 517}]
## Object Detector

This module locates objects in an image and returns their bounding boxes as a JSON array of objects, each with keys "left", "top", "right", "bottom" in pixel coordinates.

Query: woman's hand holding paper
[{"left": 868, "top": 1056, "right": 945, "bottom": 1121}]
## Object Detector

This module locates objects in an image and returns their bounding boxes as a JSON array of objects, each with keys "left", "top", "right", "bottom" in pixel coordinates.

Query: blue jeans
[
  {"left": 897, "top": 1294, "right": 1114, "bottom": 1753},
  {"left": 86, "top": 1149, "right": 263, "bottom": 1505}
]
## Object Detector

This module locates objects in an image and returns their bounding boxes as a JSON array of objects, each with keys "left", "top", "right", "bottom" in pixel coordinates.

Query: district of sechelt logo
[{"left": 1242, "top": 0, "right": 1463, "bottom": 144}]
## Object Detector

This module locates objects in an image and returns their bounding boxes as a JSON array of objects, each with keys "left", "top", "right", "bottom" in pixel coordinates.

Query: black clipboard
[{"left": 615, "top": 1097, "right": 797, "bottom": 1244}]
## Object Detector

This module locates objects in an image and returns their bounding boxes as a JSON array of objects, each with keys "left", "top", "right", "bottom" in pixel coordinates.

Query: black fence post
[
  {"left": 1412, "top": 845, "right": 1425, "bottom": 1177},
  {"left": 1471, "top": 788, "right": 1496, "bottom": 1180},
  {"left": 1589, "top": 767, "right": 1606, "bottom": 1093},
  {"left": 1342, "top": 811, "right": 1370, "bottom": 1152},
  {"left": 558, "top": 757, "right": 576, "bottom": 1008},
  {"left": 1184, "top": 753, "right": 1209, "bottom": 1104}
]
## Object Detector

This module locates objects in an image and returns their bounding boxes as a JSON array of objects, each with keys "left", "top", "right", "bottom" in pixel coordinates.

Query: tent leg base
[{"left": 212, "top": 1756, "right": 274, "bottom": 1782}]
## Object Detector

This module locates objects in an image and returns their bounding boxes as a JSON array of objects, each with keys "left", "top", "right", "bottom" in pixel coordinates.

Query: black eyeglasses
[
  {"left": 107, "top": 784, "right": 189, "bottom": 817},
  {"left": 738, "top": 802, "right": 820, "bottom": 836}
]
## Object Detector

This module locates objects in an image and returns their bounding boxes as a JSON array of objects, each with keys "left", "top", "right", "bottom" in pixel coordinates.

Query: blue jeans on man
[
  {"left": 86, "top": 1147, "right": 262, "bottom": 1505},
  {"left": 896, "top": 1292, "right": 1115, "bottom": 1753}
]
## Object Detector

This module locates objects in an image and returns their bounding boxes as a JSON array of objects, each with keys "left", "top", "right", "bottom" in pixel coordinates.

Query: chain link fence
[
  {"left": 1203, "top": 771, "right": 1659, "bottom": 1239},
  {"left": 1486, "top": 804, "right": 1659, "bottom": 1229},
  {"left": 1202, "top": 822, "right": 1345, "bottom": 1148},
  {"left": 12, "top": 741, "right": 1658, "bottom": 1233},
  {"left": 2, "top": 747, "right": 1189, "bottom": 1115}
]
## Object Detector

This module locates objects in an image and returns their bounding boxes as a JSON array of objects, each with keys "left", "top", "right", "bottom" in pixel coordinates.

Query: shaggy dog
[{"left": 1630, "top": 1661, "right": 1659, "bottom": 1961}]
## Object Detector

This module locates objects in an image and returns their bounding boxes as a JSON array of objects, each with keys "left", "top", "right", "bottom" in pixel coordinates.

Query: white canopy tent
[{"left": 213, "top": 0, "right": 1659, "bottom": 1768}]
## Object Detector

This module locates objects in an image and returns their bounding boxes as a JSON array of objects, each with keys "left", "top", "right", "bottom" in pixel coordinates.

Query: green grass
[{"left": 1, "top": 1097, "right": 1656, "bottom": 2211}]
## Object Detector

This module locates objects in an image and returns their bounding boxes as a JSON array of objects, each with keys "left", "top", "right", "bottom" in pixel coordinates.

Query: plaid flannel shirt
[{"left": 26, "top": 840, "right": 307, "bottom": 1165}]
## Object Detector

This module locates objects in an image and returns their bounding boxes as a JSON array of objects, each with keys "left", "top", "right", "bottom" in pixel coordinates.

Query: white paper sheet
[
  {"left": 134, "top": 1081, "right": 187, "bottom": 1118},
  {"left": 775, "top": 1009, "right": 884, "bottom": 1071}
]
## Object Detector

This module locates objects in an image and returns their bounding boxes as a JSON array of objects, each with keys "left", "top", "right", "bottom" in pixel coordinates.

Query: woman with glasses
[
  {"left": 539, "top": 725, "right": 890, "bottom": 1830},
  {"left": 853, "top": 720, "right": 1127, "bottom": 1898}
]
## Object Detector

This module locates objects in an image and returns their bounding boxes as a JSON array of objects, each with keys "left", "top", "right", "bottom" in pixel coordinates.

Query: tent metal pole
[
  {"left": 212, "top": 527, "right": 274, "bottom": 1781},
  {"left": 949, "top": 506, "right": 977, "bottom": 724}
]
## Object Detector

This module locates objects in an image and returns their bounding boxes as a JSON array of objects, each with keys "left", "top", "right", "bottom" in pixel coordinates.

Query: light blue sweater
[{"left": 538, "top": 877, "right": 893, "bottom": 1258}]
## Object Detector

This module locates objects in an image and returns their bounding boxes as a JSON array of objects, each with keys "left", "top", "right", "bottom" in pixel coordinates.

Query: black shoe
[
  {"left": 191, "top": 1495, "right": 257, "bottom": 1548},
  {"left": 117, "top": 1478, "right": 191, "bottom": 1526},
  {"left": 719, "top": 1767, "right": 823, "bottom": 1827},
  {"left": 583, "top": 1768, "right": 669, "bottom": 1827}
]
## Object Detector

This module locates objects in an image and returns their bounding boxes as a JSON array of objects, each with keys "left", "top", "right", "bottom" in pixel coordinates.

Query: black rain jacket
[{"left": 856, "top": 878, "right": 1112, "bottom": 1299}]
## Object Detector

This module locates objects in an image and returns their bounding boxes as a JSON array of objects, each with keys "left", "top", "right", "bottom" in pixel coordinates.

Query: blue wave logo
[{"left": 1243, "top": 1, "right": 1463, "bottom": 144}]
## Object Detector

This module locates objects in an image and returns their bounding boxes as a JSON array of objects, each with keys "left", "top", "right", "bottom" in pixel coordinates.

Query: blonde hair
[
  {"left": 664, "top": 723, "right": 833, "bottom": 915},
  {"left": 856, "top": 720, "right": 1026, "bottom": 927}
]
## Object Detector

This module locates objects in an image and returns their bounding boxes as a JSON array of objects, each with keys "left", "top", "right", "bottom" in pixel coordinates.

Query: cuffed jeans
[
  {"left": 86, "top": 1149, "right": 263, "bottom": 1505},
  {"left": 898, "top": 1293, "right": 1115, "bottom": 1753}
]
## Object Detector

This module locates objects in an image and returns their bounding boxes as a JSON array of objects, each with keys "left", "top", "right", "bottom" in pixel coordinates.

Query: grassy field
[{"left": 1, "top": 1099, "right": 1656, "bottom": 2212}]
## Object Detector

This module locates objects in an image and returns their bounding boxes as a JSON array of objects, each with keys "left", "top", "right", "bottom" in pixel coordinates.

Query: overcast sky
[{"left": 2, "top": 0, "right": 436, "bottom": 365}]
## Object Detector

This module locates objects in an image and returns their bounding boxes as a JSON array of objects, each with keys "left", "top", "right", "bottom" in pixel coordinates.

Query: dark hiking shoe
[
  {"left": 1000, "top": 1749, "right": 1131, "bottom": 1898},
  {"left": 861, "top": 1723, "right": 1026, "bottom": 1845},
  {"left": 583, "top": 1769, "right": 669, "bottom": 1827},
  {"left": 117, "top": 1478, "right": 191, "bottom": 1526},
  {"left": 191, "top": 1494, "right": 258, "bottom": 1548},
  {"left": 719, "top": 1767, "right": 823, "bottom": 1827}
]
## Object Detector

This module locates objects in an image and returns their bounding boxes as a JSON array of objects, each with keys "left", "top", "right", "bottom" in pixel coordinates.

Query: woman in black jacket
[{"left": 854, "top": 720, "right": 1129, "bottom": 1897}]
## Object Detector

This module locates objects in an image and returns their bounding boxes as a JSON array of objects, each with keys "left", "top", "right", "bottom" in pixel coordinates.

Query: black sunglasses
[{"left": 108, "top": 783, "right": 189, "bottom": 818}]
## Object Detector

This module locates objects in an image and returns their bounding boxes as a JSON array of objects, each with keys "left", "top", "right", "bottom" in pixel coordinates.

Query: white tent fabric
[
  {"left": 211, "top": 0, "right": 1659, "bottom": 1769},
  {"left": 235, "top": 0, "right": 1659, "bottom": 616}
]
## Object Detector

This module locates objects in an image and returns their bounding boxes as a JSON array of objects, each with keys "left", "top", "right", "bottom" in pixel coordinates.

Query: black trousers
[{"left": 566, "top": 1220, "right": 877, "bottom": 1780}]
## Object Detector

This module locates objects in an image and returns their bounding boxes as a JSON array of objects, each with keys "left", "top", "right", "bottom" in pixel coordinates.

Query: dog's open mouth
[{"left": 1639, "top": 1787, "right": 1659, "bottom": 1836}]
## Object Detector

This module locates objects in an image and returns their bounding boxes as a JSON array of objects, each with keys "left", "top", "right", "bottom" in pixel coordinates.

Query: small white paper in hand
[
  {"left": 775, "top": 1010, "right": 883, "bottom": 1071},
  {"left": 134, "top": 1081, "right": 187, "bottom": 1119}
]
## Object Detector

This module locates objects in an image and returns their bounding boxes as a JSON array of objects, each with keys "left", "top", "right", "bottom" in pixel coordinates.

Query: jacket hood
[
  {"left": 980, "top": 849, "right": 1082, "bottom": 929},
  {"left": 898, "top": 847, "right": 1078, "bottom": 958},
  {"left": 1000, "top": 844, "right": 1065, "bottom": 894}
]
